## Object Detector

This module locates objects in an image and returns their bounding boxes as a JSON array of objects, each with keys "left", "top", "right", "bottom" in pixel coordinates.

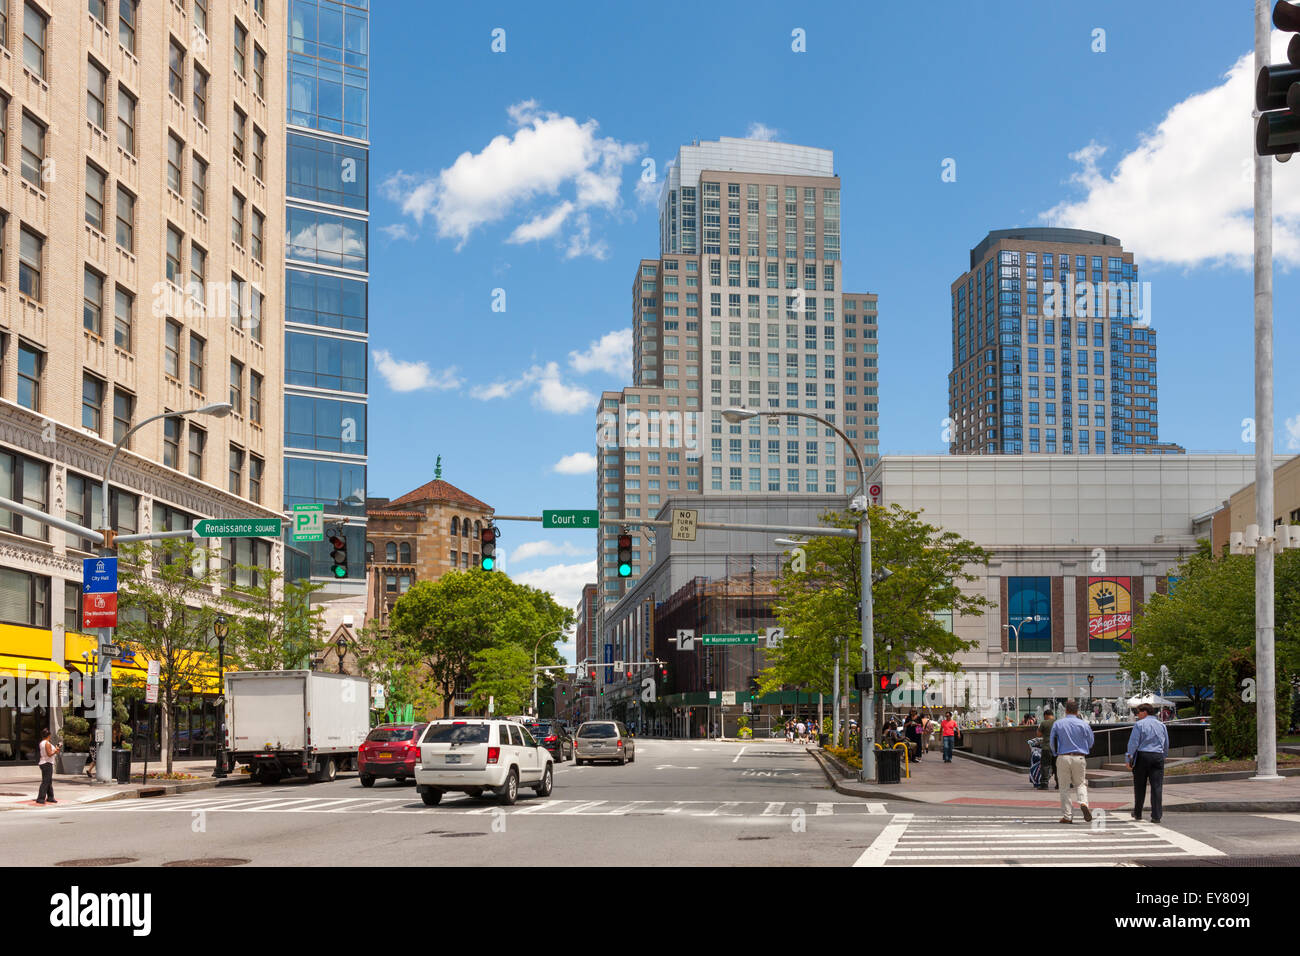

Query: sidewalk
[
  {"left": 0, "top": 758, "right": 252, "bottom": 810},
  {"left": 811, "top": 747, "right": 1300, "bottom": 813}
]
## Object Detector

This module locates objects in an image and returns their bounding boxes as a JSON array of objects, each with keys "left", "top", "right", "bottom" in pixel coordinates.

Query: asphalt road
[{"left": 3, "top": 740, "right": 1299, "bottom": 867}]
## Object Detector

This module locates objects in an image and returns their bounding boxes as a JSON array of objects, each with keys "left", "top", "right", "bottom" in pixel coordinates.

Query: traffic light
[
  {"left": 480, "top": 526, "right": 497, "bottom": 570},
  {"left": 876, "top": 671, "right": 901, "bottom": 694},
  {"left": 589, "top": 667, "right": 597, "bottom": 681},
  {"left": 328, "top": 533, "right": 348, "bottom": 579},
  {"left": 617, "top": 534, "right": 633, "bottom": 577},
  {"left": 747, "top": 676, "right": 761, "bottom": 700},
  {"left": 1257, "top": 2, "right": 1300, "bottom": 158}
]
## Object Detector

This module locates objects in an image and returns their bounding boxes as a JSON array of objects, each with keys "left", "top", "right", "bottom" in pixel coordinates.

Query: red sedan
[{"left": 357, "top": 723, "right": 428, "bottom": 787}]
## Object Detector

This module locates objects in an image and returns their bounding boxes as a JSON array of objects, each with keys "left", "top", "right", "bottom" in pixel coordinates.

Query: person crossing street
[
  {"left": 1126, "top": 702, "right": 1170, "bottom": 823},
  {"left": 1049, "top": 700, "right": 1094, "bottom": 824}
]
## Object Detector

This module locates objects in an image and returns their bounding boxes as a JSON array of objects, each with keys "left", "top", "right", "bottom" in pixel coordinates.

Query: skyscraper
[
  {"left": 948, "top": 228, "right": 1182, "bottom": 456},
  {"left": 282, "top": 0, "right": 369, "bottom": 606},
  {"left": 597, "top": 138, "right": 878, "bottom": 599}
]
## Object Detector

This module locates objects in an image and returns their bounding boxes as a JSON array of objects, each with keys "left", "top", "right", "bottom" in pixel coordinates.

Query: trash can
[
  {"left": 818, "top": 733, "right": 829, "bottom": 747},
  {"left": 876, "top": 747, "right": 903, "bottom": 784},
  {"left": 112, "top": 749, "right": 131, "bottom": 784}
]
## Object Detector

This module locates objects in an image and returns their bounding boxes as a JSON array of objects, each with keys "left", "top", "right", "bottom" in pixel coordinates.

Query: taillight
[
  {"left": 407, "top": 744, "right": 419, "bottom": 759},
  {"left": 616, "top": 739, "right": 623, "bottom": 748},
  {"left": 487, "top": 747, "right": 500, "bottom": 764},
  {"left": 545, "top": 736, "right": 557, "bottom": 742}
]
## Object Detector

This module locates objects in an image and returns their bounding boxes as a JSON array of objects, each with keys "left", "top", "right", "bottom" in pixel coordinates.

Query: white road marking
[
  {"left": 866, "top": 803, "right": 888, "bottom": 814},
  {"left": 816, "top": 803, "right": 834, "bottom": 815},
  {"left": 856, "top": 813, "right": 914, "bottom": 867},
  {"left": 732, "top": 747, "right": 747, "bottom": 763},
  {"left": 761, "top": 802, "right": 786, "bottom": 816},
  {"left": 1129, "top": 820, "right": 1225, "bottom": 857},
  {"left": 1254, "top": 813, "right": 1300, "bottom": 823}
]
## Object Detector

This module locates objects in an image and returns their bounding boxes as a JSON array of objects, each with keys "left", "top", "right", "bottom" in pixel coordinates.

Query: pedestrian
[
  {"left": 1126, "top": 702, "right": 1170, "bottom": 823},
  {"left": 796, "top": 719, "right": 807, "bottom": 744},
  {"left": 1037, "top": 708, "right": 1056, "bottom": 791},
  {"left": 1049, "top": 699, "right": 1095, "bottom": 824},
  {"left": 916, "top": 713, "right": 930, "bottom": 761},
  {"left": 35, "top": 728, "right": 59, "bottom": 805},
  {"left": 940, "top": 711, "right": 959, "bottom": 762}
]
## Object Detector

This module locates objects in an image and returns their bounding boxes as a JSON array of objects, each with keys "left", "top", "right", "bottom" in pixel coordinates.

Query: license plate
[
  {"left": 376, "top": 753, "right": 393, "bottom": 760},
  {"left": 445, "top": 754, "right": 461, "bottom": 764}
]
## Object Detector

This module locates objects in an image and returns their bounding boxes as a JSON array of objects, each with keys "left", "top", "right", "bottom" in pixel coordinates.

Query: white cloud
[
  {"left": 470, "top": 362, "right": 595, "bottom": 414},
  {"left": 509, "top": 540, "right": 592, "bottom": 563},
  {"left": 372, "top": 350, "right": 462, "bottom": 392},
  {"left": 746, "top": 122, "right": 779, "bottom": 142},
  {"left": 636, "top": 175, "right": 662, "bottom": 206},
  {"left": 568, "top": 329, "right": 632, "bottom": 378},
  {"left": 1042, "top": 33, "right": 1300, "bottom": 268},
  {"left": 553, "top": 451, "right": 597, "bottom": 475},
  {"left": 380, "top": 223, "right": 418, "bottom": 241},
  {"left": 511, "top": 559, "right": 597, "bottom": 615},
  {"left": 381, "top": 101, "right": 643, "bottom": 256},
  {"left": 1286, "top": 414, "right": 1300, "bottom": 451},
  {"left": 563, "top": 212, "right": 609, "bottom": 260},
  {"left": 507, "top": 202, "right": 574, "bottom": 244}
]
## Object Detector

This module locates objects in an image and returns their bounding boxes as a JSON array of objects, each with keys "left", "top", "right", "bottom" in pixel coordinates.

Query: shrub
[
  {"left": 62, "top": 715, "right": 91, "bottom": 753},
  {"left": 1211, "top": 652, "right": 1292, "bottom": 759}
]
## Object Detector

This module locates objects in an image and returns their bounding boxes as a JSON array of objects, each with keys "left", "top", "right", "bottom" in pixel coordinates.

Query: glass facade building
[{"left": 284, "top": 0, "right": 370, "bottom": 580}]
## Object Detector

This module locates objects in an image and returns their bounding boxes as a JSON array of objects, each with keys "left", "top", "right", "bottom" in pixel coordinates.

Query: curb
[
  {"left": 0, "top": 774, "right": 253, "bottom": 810},
  {"left": 808, "top": 747, "right": 928, "bottom": 803}
]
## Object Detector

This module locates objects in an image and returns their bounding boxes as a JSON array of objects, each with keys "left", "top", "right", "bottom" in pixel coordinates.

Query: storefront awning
[{"left": 0, "top": 655, "right": 70, "bottom": 680}]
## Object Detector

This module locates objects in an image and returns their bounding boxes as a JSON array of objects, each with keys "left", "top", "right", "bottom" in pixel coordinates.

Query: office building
[{"left": 948, "top": 227, "right": 1183, "bottom": 456}]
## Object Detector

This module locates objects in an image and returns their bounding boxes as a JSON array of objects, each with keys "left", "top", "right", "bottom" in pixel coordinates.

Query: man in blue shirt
[
  {"left": 1126, "top": 702, "right": 1170, "bottom": 823},
  {"left": 1049, "top": 700, "right": 1095, "bottom": 823}
]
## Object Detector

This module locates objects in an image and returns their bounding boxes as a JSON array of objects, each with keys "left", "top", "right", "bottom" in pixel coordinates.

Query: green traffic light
[
  {"left": 332, "top": 565, "right": 347, "bottom": 579},
  {"left": 618, "top": 562, "right": 631, "bottom": 577},
  {"left": 482, "top": 556, "right": 495, "bottom": 570}
]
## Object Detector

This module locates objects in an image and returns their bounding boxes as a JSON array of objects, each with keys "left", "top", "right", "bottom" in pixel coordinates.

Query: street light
[
  {"left": 1087, "top": 673, "right": 1095, "bottom": 710},
  {"left": 91, "top": 401, "right": 234, "bottom": 784},
  {"left": 335, "top": 634, "right": 349, "bottom": 674},
  {"left": 532, "top": 630, "right": 565, "bottom": 716},
  {"left": 725, "top": 405, "right": 878, "bottom": 782},
  {"left": 1002, "top": 615, "right": 1043, "bottom": 721}
]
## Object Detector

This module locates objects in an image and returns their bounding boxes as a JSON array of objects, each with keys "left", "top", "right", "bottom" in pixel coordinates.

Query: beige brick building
[{"left": 0, "top": 0, "right": 286, "bottom": 762}]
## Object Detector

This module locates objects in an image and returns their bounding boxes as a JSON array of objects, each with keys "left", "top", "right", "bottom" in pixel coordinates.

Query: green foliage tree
[
  {"left": 467, "top": 644, "right": 532, "bottom": 715},
  {"left": 388, "top": 568, "right": 573, "bottom": 717},
  {"left": 1211, "top": 651, "right": 1293, "bottom": 759},
  {"left": 762, "top": 506, "right": 991, "bottom": 706},
  {"left": 223, "top": 566, "right": 326, "bottom": 670},
  {"left": 356, "top": 622, "right": 441, "bottom": 722},
  {"left": 116, "top": 540, "right": 222, "bottom": 772},
  {"left": 61, "top": 714, "right": 91, "bottom": 753}
]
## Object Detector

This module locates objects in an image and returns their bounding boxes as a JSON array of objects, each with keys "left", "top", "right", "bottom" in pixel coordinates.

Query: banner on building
[{"left": 1088, "top": 576, "right": 1132, "bottom": 651}]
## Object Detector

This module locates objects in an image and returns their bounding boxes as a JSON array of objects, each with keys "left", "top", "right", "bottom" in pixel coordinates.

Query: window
[
  {"left": 116, "top": 187, "right": 135, "bottom": 251},
  {"left": 191, "top": 156, "right": 207, "bottom": 213},
  {"left": 112, "top": 389, "right": 133, "bottom": 444},
  {"left": 82, "top": 374, "right": 104, "bottom": 432},
  {"left": 168, "top": 40, "right": 185, "bottom": 100},
  {"left": 87, "top": 59, "right": 107, "bottom": 129},
  {"left": 83, "top": 268, "right": 103, "bottom": 335},
  {"left": 192, "top": 0, "right": 207, "bottom": 36},
  {"left": 167, "top": 134, "right": 184, "bottom": 194},
  {"left": 253, "top": 44, "right": 265, "bottom": 98},
  {"left": 187, "top": 424, "right": 205, "bottom": 478},
  {"left": 22, "top": 2, "right": 45, "bottom": 77},
  {"left": 18, "top": 228, "right": 41, "bottom": 300},
  {"left": 189, "top": 334, "right": 205, "bottom": 390},
  {"left": 231, "top": 191, "right": 245, "bottom": 246},
  {"left": 16, "top": 342, "right": 41, "bottom": 410},
  {"left": 249, "top": 371, "right": 262, "bottom": 424},
  {"left": 252, "top": 127, "right": 265, "bottom": 180},
  {"left": 0, "top": 94, "right": 7, "bottom": 162},
  {"left": 228, "top": 446, "right": 243, "bottom": 496},
  {"left": 233, "top": 21, "right": 247, "bottom": 76},
  {"left": 166, "top": 226, "right": 182, "bottom": 283},
  {"left": 190, "top": 243, "right": 206, "bottom": 295},
  {"left": 229, "top": 359, "right": 243, "bottom": 413},
  {"left": 247, "top": 286, "right": 263, "bottom": 342},
  {"left": 192, "top": 66, "right": 208, "bottom": 123},
  {"left": 385, "top": 542, "right": 396, "bottom": 562},
  {"left": 89, "top": 0, "right": 106, "bottom": 25},
  {"left": 85, "top": 163, "right": 106, "bottom": 231},
  {"left": 0, "top": 568, "right": 50, "bottom": 626},
  {"left": 399, "top": 542, "right": 411, "bottom": 563},
  {"left": 251, "top": 209, "right": 264, "bottom": 262},
  {"left": 20, "top": 112, "right": 43, "bottom": 186},
  {"left": 249, "top": 455, "right": 263, "bottom": 503},
  {"left": 118, "top": 0, "right": 136, "bottom": 52},
  {"left": 0, "top": 449, "right": 48, "bottom": 541},
  {"left": 163, "top": 415, "right": 180, "bottom": 468},
  {"left": 117, "top": 87, "right": 136, "bottom": 154},
  {"left": 232, "top": 107, "right": 246, "bottom": 161}
]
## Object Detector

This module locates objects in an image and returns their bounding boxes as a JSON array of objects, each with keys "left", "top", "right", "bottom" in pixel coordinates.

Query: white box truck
[{"left": 225, "top": 670, "right": 371, "bottom": 784}]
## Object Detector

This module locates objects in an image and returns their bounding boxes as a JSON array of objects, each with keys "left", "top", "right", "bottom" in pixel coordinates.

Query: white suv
[{"left": 415, "top": 719, "right": 554, "bottom": 806}]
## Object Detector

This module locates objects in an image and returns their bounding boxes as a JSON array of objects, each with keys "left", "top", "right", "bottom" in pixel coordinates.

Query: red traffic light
[{"left": 878, "top": 673, "right": 891, "bottom": 692}]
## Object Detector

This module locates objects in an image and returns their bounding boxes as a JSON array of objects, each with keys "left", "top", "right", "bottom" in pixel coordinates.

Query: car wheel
[
  {"left": 534, "top": 764, "right": 553, "bottom": 797},
  {"left": 316, "top": 757, "right": 337, "bottom": 783},
  {"left": 421, "top": 789, "right": 442, "bottom": 807},
  {"left": 359, "top": 773, "right": 375, "bottom": 788},
  {"left": 620, "top": 753, "right": 627, "bottom": 766},
  {"left": 574, "top": 758, "right": 584, "bottom": 766},
  {"left": 498, "top": 769, "right": 519, "bottom": 806}
]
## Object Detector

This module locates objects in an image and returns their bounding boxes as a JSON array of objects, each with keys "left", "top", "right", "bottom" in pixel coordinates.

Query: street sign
[
  {"left": 676, "top": 629, "right": 696, "bottom": 651},
  {"left": 292, "top": 503, "right": 324, "bottom": 542},
  {"left": 702, "top": 633, "right": 758, "bottom": 646},
  {"left": 542, "top": 509, "right": 600, "bottom": 529},
  {"left": 99, "top": 644, "right": 125, "bottom": 659},
  {"left": 869, "top": 483, "right": 882, "bottom": 504},
  {"left": 764, "top": 627, "right": 785, "bottom": 648},
  {"left": 195, "top": 518, "right": 283, "bottom": 538},
  {"left": 743, "top": 701, "right": 752, "bottom": 713},
  {"left": 147, "top": 661, "right": 160, "bottom": 680},
  {"left": 146, "top": 683, "right": 159, "bottom": 703},
  {"left": 722, "top": 691, "right": 736, "bottom": 705},
  {"left": 82, "top": 593, "right": 118, "bottom": 629},
  {"left": 671, "top": 509, "right": 698, "bottom": 542},
  {"left": 82, "top": 557, "right": 118, "bottom": 594}
]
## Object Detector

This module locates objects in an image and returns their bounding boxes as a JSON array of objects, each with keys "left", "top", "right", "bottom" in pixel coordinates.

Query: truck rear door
[{"left": 229, "top": 675, "right": 306, "bottom": 752}]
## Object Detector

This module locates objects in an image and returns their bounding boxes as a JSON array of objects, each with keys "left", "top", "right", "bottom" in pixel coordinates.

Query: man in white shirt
[{"left": 36, "top": 728, "right": 59, "bottom": 805}]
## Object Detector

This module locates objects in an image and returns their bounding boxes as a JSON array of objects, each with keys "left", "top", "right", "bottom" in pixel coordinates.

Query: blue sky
[{"left": 367, "top": 0, "right": 1300, "bottom": 621}]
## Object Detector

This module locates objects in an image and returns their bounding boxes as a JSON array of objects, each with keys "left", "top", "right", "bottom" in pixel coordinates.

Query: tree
[
  {"left": 223, "top": 566, "right": 326, "bottom": 671},
  {"left": 388, "top": 569, "right": 574, "bottom": 717},
  {"left": 356, "top": 622, "right": 441, "bottom": 721},
  {"left": 763, "top": 505, "right": 992, "bottom": 709},
  {"left": 467, "top": 644, "right": 532, "bottom": 715},
  {"left": 115, "top": 540, "right": 222, "bottom": 772}
]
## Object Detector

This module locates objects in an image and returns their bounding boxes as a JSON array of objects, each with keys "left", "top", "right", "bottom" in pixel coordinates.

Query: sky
[{"left": 367, "top": 0, "right": 1300, "bottom": 652}]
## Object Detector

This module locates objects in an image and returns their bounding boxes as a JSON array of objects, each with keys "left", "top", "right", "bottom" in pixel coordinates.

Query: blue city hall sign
[{"left": 82, "top": 557, "right": 118, "bottom": 594}]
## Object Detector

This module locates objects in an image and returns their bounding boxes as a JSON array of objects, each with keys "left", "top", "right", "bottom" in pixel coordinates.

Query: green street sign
[
  {"left": 702, "top": 633, "right": 759, "bottom": 646},
  {"left": 194, "top": 518, "right": 283, "bottom": 538},
  {"left": 292, "top": 503, "right": 325, "bottom": 542},
  {"left": 542, "top": 509, "right": 600, "bottom": 529}
]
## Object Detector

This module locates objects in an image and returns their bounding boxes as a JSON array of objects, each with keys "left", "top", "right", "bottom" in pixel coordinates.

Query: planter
[{"left": 56, "top": 753, "right": 89, "bottom": 775}]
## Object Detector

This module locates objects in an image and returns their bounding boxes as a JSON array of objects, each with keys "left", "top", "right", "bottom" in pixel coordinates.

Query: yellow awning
[{"left": 0, "top": 655, "right": 70, "bottom": 680}]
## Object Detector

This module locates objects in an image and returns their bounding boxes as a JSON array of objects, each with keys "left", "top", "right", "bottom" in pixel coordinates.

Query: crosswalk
[
  {"left": 69, "top": 794, "right": 892, "bottom": 818},
  {"left": 855, "top": 813, "right": 1227, "bottom": 866}
]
